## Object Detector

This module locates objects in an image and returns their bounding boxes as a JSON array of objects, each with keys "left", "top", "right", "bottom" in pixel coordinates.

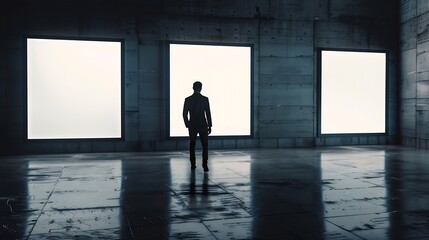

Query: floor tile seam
[
  {"left": 200, "top": 221, "right": 220, "bottom": 240},
  {"left": 241, "top": 211, "right": 307, "bottom": 219},
  {"left": 322, "top": 176, "right": 384, "bottom": 181},
  {"left": 360, "top": 180, "right": 385, "bottom": 188},
  {"left": 207, "top": 178, "right": 253, "bottom": 215},
  {"left": 57, "top": 176, "right": 122, "bottom": 181},
  {"left": 223, "top": 167, "right": 252, "bottom": 178},
  {"left": 324, "top": 210, "right": 398, "bottom": 219},
  {"left": 31, "top": 208, "right": 129, "bottom": 235},
  {"left": 199, "top": 215, "right": 300, "bottom": 239},
  {"left": 171, "top": 178, "right": 248, "bottom": 200},
  {"left": 201, "top": 215, "right": 253, "bottom": 224},
  {"left": 28, "top": 226, "right": 130, "bottom": 237},
  {"left": 26, "top": 166, "right": 64, "bottom": 239},
  {"left": 165, "top": 184, "right": 206, "bottom": 222},
  {"left": 172, "top": 204, "right": 253, "bottom": 222},
  {"left": 322, "top": 185, "right": 388, "bottom": 191},
  {"left": 323, "top": 218, "right": 367, "bottom": 240},
  {"left": 169, "top": 177, "right": 254, "bottom": 221},
  {"left": 47, "top": 205, "right": 121, "bottom": 212},
  {"left": 172, "top": 206, "right": 249, "bottom": 222}
]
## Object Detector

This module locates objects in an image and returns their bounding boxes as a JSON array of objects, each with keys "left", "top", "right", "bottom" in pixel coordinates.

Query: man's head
[{"left": 193, "top": 81, "right": 202, "bottom": 92}]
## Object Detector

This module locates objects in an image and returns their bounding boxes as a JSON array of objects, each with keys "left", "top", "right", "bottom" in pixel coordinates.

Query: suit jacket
[{"left": 183, "top": 92, "right": 212, "bottom": 130}]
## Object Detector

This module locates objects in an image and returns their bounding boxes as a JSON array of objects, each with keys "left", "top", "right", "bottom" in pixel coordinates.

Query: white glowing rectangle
[
  {"left": 321, "top": 50, "right": 386, "bottom": 134},
  {"left": 169, "top": 43, "right": 252, "bottom": 137},
  {"left": 27, "top": 38, "right": 122, "bottom": 139}
]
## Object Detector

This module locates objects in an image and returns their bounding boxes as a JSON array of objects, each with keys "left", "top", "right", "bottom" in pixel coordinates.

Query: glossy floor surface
[{"left": 1, "top": 146, "right": 429, "bottom": 239}]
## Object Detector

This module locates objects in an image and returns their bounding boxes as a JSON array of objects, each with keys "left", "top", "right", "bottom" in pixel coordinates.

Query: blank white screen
[
  {"left": 169, "top": 44, "right": 251, "bottom": 137},
  {"left": 321, "top": 50, "right": 386, "bottom": 134},
  {"left": 27, "top": 38, "right": 122, "bottom": 139}
]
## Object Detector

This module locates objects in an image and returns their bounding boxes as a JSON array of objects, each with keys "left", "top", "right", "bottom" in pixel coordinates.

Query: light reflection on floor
[
  {"left": 1, "top": 146, "right": 429, "bottom": 239},
  {"left": 28, "top": 160, "right": 123, "bottom": 238}
]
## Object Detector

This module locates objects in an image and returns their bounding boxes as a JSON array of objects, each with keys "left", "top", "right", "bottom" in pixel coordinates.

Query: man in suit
[{"left": 183, "top": 81, "right": 212, "bottom": 172}]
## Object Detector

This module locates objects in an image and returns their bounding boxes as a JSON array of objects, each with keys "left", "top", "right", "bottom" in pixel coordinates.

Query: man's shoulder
[
  {"left": 185, "top": 93, "right": 209, "bottom": 102},
  {"left": 200, "top": 94, "right": 209, "bottom": 100},
  {"left": 185, "top": 95, "right": 195, "bottom": 101}
]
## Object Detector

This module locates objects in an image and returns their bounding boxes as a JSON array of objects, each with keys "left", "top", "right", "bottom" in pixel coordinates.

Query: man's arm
[
  {"left": 183, "top": 99, "right": 190, "bottom": 128},
  {"left": 205, "top": 98, "right": 212, "bottom": 128}
]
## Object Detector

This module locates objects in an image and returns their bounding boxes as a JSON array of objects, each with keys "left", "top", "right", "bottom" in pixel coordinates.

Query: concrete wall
[
  {"left": 400, "top": 0, "right": 429, "bottom": 149},
  {"left": 0, "top": 0, "right": 399, "bottom": 155}
]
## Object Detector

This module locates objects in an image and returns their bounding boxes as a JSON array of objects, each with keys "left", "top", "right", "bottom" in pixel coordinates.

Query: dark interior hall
[{"left": 1, "top": 0, "right": 429, "bottom": 239}]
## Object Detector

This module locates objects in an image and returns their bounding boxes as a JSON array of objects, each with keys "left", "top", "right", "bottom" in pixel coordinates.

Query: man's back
[{"left": 183, "top": 93, "right": 212, "bottom": 130}]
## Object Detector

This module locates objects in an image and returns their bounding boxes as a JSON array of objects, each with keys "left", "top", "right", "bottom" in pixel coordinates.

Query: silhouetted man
[{"left": 183, "top": 81, "right": 212, "bottom": 172}]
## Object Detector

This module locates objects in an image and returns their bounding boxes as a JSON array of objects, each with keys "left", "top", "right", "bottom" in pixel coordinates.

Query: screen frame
[
  {"left": 166, "top": 41, "right": 254, "bottom": 139},
  {"left": 24, "top": 35, "right": 125, "bottom": 141},
  {"left": 317, "top": 48, "right": 389, "bottom": 137}
]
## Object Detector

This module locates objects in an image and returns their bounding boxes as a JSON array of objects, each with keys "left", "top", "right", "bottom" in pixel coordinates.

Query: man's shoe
[
  {"left": 191, "top": 165, "right": 196, "bottom": 171},
  {"left": 203, "top": 164, "right": 209, "bottom": 172}
]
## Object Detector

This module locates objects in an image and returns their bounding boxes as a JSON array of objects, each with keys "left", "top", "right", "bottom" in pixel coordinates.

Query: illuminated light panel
[
  {"left": 321, "top": 50, "right": 386, "bottom": 134},
  {"left": 169, "top": 44, "right": 251, "bottom": 137},
  {"left": 27, "top": 38, "right": 122, "bottom": 139}
]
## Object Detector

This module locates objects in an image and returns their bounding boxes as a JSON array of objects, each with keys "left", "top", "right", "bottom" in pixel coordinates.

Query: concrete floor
[{"left": 1, "top": 146, "right": 429, "bottom": 239}]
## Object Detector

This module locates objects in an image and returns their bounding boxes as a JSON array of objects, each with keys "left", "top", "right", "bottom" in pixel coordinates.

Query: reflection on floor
[{"left": 1, "top": 146, "right": 429, "bottom": 239}]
